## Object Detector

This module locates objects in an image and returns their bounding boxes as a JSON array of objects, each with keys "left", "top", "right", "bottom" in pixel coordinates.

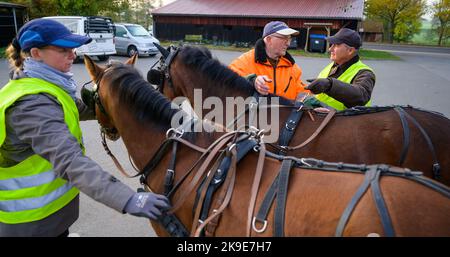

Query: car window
[
  {"left": 115, "top": 26, "right": 127, "bottom": 37},
  {"left": 52, "top": 19, "right": 79, "bottom": 33},
  {"left": 125, "top": 25, "right": 150, "bottom": 37}
]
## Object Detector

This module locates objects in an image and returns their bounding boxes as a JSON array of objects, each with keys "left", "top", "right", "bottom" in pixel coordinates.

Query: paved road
[
  {"left": 364, "top": 42, "right": 450, "bottom": 55},
  {"left": 0, "top": 47, "right": 449, "bottom": 236}
]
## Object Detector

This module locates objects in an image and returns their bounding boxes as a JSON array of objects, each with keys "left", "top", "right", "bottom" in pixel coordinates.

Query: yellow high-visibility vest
[
  {"left": 0, "top": 78, "right": 83, "bottom": 224},
  {"left": 316, "top": 60, "right": 373, "bottom": 110}
]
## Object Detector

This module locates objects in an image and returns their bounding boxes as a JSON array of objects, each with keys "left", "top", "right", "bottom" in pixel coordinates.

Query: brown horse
[
  {"left": 150, "top": 45, "right": 450, "bottom": 186},
  {"left": 83, "top": 55, "right": 450, "bottom": 237}
]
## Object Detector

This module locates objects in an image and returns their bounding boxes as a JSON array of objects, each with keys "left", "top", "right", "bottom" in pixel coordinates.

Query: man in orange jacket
[{"left": 229, "top": 21, "right": 308, "bottom": 100}]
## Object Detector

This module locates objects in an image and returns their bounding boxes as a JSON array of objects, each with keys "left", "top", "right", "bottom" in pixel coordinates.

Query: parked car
[
  {"left": 43, "top": 16, "right": 116, "bottom": 62},
  {"left": 114, "top": 23, "right": 160, "bottom": 57}
]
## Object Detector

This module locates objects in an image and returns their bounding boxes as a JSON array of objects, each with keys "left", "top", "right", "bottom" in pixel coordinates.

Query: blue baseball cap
[
  {"left": 262, "top": 21, "right": 299, "bottom": 38},
  {"left": 16, "top": 18, "right": 92, "bottom": 52}
]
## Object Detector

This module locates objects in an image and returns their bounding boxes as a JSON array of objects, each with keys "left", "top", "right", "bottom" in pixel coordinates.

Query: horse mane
[
  {"left": 104, "top": 63, "right": 180, "bottom": 127},
  {"left": 177, "top": 45, "right": 256, "bottom": 97}
]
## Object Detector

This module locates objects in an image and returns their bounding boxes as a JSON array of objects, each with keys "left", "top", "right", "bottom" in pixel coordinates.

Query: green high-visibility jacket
[
  {"left": 0, "top": 78, "right": 83, "bottom": 224},
  {"left": 315, "top": 60, "right": 373, "bottom": 110}
]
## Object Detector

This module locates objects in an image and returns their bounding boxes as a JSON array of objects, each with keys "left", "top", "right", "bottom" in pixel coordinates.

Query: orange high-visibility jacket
[{"left": 229, "top": 39, "right": 308, "bottom": 100}]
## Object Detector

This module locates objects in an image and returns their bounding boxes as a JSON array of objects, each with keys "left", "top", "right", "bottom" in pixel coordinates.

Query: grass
[
  {"left": 161, "top": 41, "right": 400, "bottom": 60},
  {"left": 0, "top": 42, "right": 399, "bottom": 61}
]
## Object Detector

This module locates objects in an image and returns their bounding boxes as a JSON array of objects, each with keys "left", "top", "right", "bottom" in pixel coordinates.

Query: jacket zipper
[
  {"left": 273, "top": 67, "right": 277, "bottom": 94},
  {"left": 283, "top": 76, "right": 293, "bottom": 93}
]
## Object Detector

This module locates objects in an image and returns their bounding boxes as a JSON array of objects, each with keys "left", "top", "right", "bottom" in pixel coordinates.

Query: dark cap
[
  {"left": 16, "top": 18, "right": 92, "bottom": 52},
  {"left": 262, "top": 21, "right": 299, "bottom": 38},
  {"left": 326, "top": 28, "right": 362, "bottom": 49}
]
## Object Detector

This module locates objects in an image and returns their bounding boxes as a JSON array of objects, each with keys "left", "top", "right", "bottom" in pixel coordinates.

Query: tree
[
  {"left": 366, "top": 0, "right": 426, "bottom": 43},
  {"left": 431, "top": 0, "right": 450, "bottom": 46},
  {"left": 4, "top": 0, "right": 59, "bottom": 18},
  {"left": 4, "top": 0, "right": 126, "bottom": 19}
]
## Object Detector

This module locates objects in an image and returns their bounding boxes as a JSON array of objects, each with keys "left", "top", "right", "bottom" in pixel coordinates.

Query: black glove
[
  {"left": 124, "top": 192, "right": 170, "bottom": 220},
  {"left": 305, "top": 78, "right": 332, "bottom": 94}
]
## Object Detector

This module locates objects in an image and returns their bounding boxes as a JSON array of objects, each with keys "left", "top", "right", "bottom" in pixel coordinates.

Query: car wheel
[
  {"left": 127, "top": 46, "right": 138, "bottom": 57},
  {"left": 97, "top": 55, "right": 110, "bottom": 62}
]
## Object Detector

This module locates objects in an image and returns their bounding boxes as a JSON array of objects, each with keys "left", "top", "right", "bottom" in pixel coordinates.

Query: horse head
[{"left": 83, "top": 54, "right": 138, "bottom": 141}]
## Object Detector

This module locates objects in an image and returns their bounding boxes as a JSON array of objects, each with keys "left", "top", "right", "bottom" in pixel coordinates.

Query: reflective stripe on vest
[
  {"left": 315, "top": 60, "right": 373, "bottom": 110},
  {"left": 0, "top": 78, "right": 83, "bottom": 224}
]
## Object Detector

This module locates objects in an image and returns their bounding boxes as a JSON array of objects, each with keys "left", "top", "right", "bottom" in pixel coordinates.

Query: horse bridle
[
  {"left": 81, "top": 63, "right": 120, "bottom": 141},
  {"left": 153, "top": 45, "right": 180, "bottom": 94}
]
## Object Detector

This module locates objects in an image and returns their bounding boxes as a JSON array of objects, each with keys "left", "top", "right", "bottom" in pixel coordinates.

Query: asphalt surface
[{"left": 0, "top": 45, "right": 449, "bottom": 237}]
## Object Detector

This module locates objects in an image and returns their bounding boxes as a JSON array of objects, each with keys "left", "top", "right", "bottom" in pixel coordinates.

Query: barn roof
[{"left": 152, "top": 0, "right": 364, "bottom": 20}]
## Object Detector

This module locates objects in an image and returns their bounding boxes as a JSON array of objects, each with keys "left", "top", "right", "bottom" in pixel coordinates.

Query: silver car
[{"left": 114, "top": 23, "right": 160, "bottom": 57}]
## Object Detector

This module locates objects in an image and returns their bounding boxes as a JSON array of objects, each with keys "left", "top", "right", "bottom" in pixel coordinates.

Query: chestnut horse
[
  {"left": 149, "top": 45, "right": 450, "bottom": 186},
  {"left": 83, "top": 55, "right": 450, "bottom": 237}
]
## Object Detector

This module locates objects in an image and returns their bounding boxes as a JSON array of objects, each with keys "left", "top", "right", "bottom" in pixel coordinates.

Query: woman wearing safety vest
[
  {"left": 305, "top": 28, "right": 376, "bottom": 111},
  {"left": 0, "top": 18, "right": 169, "bottom": 236}
]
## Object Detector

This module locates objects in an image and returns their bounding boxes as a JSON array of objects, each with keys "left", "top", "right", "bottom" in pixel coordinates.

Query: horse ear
[
  {"left": 154, "top": 43, "right": 169, "bottom": 58},
  {"left": 84, "top": 55, "right": 104, "bottom": 81},
  {"left": 125, "top": 53, "right": 138, "bottom": 66}
]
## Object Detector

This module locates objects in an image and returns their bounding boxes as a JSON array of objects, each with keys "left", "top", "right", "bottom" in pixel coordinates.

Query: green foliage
[
  {"left": 430, "top": 0, "right": 450, "bottom": 45},
  {"left": 0, "top": 47, "right": 6, "bottom": 58},
  {"left": 366, "top": 0, "right": 426, "bottom": 43}
]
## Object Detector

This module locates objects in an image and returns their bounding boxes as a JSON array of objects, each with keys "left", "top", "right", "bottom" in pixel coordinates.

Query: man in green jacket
[{"left": 305, "top": 28, "right": 376, "bottom": 110}]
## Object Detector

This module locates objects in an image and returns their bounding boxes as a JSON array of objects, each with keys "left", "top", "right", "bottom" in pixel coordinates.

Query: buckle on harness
[
  {"left": 285, "top": 120, "right": 296, "bottom": 131},
  {"left": 252, "top": 217, "right": 267, "bottom": 233}
]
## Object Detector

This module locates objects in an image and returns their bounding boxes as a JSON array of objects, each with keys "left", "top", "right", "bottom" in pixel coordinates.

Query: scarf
[{"left": 23, "top": 58, "right": 77, "bottom": 99}]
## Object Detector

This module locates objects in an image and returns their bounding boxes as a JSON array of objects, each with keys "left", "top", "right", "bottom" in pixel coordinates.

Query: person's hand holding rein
[{"left": 254, "top": 75, "right": 272, "bottom": 95}]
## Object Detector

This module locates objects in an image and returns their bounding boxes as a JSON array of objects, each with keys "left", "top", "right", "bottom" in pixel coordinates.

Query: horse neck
[
  {"left": 110, "top": 108, "right": 167, "bottom": 169},
  {"left": 111, "top": 103, "right": 225, "bottom": 171},
  {"left": 173, "top": 61, "right": 252, "bottom": 105}
]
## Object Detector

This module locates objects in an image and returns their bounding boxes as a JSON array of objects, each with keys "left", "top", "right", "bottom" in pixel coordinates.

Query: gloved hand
[
  {"left": 305, "top": 78, "right": 332, "bottom": 94},
  {"left": 124, "top": 192, "right": 170, "bottom": 220}
]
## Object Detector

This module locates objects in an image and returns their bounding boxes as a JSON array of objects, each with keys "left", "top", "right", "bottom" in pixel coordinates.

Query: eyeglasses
[{"left": 271, "top": 34, "right": 292, "bottom": 42}]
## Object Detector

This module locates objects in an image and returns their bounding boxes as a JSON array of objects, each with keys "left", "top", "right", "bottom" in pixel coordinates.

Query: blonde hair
[{"left": 6, "top": 41, "right": 28, "bottom": 72}]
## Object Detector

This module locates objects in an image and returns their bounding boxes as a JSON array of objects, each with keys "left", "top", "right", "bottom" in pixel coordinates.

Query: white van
[
  {"left": 43, "top": 16, "right": 116, "bottom": 62},
  {"left": 114, "top": 23, "right": 160, "bottom": 57}
]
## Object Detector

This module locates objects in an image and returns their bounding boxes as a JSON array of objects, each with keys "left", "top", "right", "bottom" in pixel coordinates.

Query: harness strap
[
  {"left": 196, "top": 138, "right": 257, "bottom": 221},
  {"left": 274, "top": 159, "right": 293, "bottom": 237},
  {"left": 335, "top": 165, "right": 395, "bottom": 237},
  {"left": 100, "top": 131, "right": 139, "bottom": 178},
  {"left": 169, "top": 131, "right": 238, "bottom": 213},
  {"left": 253, "top": 173, "right": 278, "bottom": 234},
  {"left": 395, "top": 107, "right": 441, "bottom": 179},
  {"left": 394, "top": 107, "right": 411, "bottom": 166},
  {"left": 199, "top": 139, "right": 258, "bottom": 236},
  {"left": 287, "top": 108, "right": 336, "bottom": 151},
  {"left": 370, "top": 165, "right": 395, "bottom": 237},
  {"left": 191, "top": 151, "right": 227, "bottom": 236},
  {"left": 251, "top": 159, "right": 293, "bottom": 236},
  {"left": 246, "top": 143, "right": 267, "bottom": 236},
  {"left": 140, "top": 186, "right": 189, "bottom": 237},
  {"left": 164, "top": 141, "right": 178, "bottom": 195},
  {"left": 278, "top": 101, "right": 304, "bottom": 155}
]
